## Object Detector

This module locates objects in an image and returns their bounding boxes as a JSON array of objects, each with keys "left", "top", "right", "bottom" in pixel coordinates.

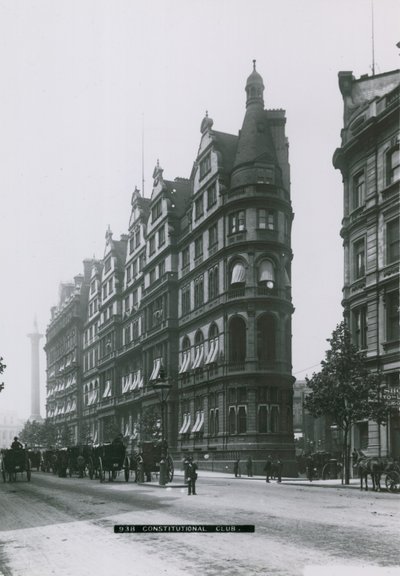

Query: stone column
[{"left": 27, "top": 317, "right": 43, "bottom": 422}]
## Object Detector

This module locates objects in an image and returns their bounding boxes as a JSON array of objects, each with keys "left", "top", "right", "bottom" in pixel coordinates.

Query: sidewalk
[{"left": 139, "top": 469, "right": 360, "bottom": 489}]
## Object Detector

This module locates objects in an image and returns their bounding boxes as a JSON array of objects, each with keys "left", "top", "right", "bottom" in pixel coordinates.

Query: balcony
[
  {"left": 228, "top": 232, "right": 247, "bottom": 245},
  {"left": 227, "top": 362, "right": 245, "bottom": 372},
  {"left": 227, "top": 287, "right": 245, "bottom": 299}
]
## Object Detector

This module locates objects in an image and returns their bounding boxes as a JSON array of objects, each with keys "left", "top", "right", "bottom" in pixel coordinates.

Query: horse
[{"left": 353, "top": 449, "right": 392, "bottom": 492}]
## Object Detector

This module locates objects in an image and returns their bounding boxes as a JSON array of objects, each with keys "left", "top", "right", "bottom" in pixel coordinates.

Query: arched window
[
  {"left": 229, "top": 407, "right": 236, "bottom": 435},
  {"left": 257, "top": 314, "right": 276, "bottom": 364},
  {"left": 258, "top": 259, "right": 275, "bottom": 289},
  {"left": 271, "top": 406, "right": 279, "bottom": 433},
  {"left": 237, "top": 406, "right": 247, "bottom": 434},
  {"left": 208, "top": 266, "right": 219, "bottom": 300},
  {"left": 209, "top": 410, "right": 215, "bottom": 436},
  {"left": 192, "top": 331, "right": 204, "bottom": 369},
  {"left": 179, "top": 336, "right": 191, "bottom": 373},
  {"left": 229, "top": 316, "right": 246, "bottom": 363},
  {"left": 230, "top": 261, "right": 246, "bottom": 285},
  {"left": 206, "top": 324, "right": 219, "bottom": 364},
  {"left": 215, "top": 408, "right": 219, "bottom": 436},
  {"left": 258, "top": 405, "right": 268, "bottom": 433}
]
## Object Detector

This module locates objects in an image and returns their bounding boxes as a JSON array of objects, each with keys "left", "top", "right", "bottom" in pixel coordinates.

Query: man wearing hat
[
  {"left": 11, "top": 437, "right": 23, "bottom": 449},
  {"left": 186, "top": 456, "right": 198, "bottom": 495}
]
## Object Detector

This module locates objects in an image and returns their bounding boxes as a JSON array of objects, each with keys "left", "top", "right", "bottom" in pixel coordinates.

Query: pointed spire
[
  {"left": 245, "top": 59, "right": 264, "bottom": 108},
  {"left": 200, "top": 110, "right": 214, "bottom": 133},
  {"left": 105, "top": 225, "right": 113, "bottom": 242}
]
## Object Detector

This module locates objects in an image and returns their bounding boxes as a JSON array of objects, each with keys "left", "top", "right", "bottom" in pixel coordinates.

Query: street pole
[
  {"left": 152, "top": 374, "right": 172, "bottom": 486},
  {"left": 159, "top": 398, "right": 167, "bottom": 486}
]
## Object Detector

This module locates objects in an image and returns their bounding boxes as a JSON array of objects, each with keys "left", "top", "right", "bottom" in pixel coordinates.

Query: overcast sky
[{"left": 0, "top": 0, "right": 399, "bottom": 420}]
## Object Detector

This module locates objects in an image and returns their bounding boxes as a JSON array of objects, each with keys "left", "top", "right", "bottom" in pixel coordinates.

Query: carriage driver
[{"left": 11, "top": 437, "right": 23, "bottom": 449}]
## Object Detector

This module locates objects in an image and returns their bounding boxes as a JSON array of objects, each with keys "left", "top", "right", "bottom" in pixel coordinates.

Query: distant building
[
  {"left": 0, "top": 411, "right": 24, "bottom": 449},
  {"left": 45, "top": 63, "right": 296, "bottom": 474},
  {"left": 44, "top": 265, "right": 92, "bottom": 445},
  {"left": 293, "top": 381, "right": 342, "bottom": 457},
  {"left": 333, "top": 69, "right": 400, "bottom": 457}
]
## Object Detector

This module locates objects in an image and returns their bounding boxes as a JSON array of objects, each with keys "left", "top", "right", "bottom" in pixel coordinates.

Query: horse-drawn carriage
[
  {"left": 27, "top": 450, "right": 42, "bottom": 471},
  {"left": 1, "top": 448, "right": 31, "bottom": 482},
  {"left": 300, "top": 451, "right": 341, "bottom": 481},
  {"left": 131, "top": 441, "right": 174, "bottom": 483},
  {"left": 66, "top": 445, "right": 94, "bottom": 478},
  {"left": 42, "top": 449, "right": 57, "bottom": 473},
  {"left": 353, "top": 450, "right": 400, "bottom": 492},
  {"left": 92, "top": 442, "right": 130, "bottom": 482}
]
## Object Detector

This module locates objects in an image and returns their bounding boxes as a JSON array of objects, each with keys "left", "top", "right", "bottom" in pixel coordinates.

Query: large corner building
[
  {"left": 45, "top": 63, "right": 296, "bottom": 474},
  {"left": 333, "top": 69, "right": 400, "bottom": 457}
]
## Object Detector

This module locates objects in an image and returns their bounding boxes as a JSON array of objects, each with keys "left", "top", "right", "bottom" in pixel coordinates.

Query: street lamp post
[{"left": 152, "top": 371, "right": 172, "bottom": 486}]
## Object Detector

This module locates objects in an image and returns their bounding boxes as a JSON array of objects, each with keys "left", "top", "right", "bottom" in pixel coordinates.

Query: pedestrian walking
[
  {"left": 274, "top": 457, "right": 282, "bottom": 483},
  {"left": 233, "top": 458, "right": 241, "bottom": 478},
  {"left": 183, "top": 455, "right": 191, "bottom": 484},
  {"left": 246, "top": 456, "right": 253, "bottom": 477},
  {"left": 264, "top": 455, "right": 273, "bottom": 483},
  {"left": 187, "top": 457, "right": 198, "bottom": 495}
]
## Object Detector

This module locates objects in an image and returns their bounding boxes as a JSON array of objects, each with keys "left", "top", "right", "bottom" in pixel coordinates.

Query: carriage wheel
[
  {"left": 98, "top": 458, "right": 104, "bottom": 482},
  {"left": 167, "top": 456, "right": 174, "bottom": 482},
  {"left": 27, "top": 468, "right": 31, "bottom": 482},
  {"left": 322, "top": 463, "right": 330, "bottom": 480},
  {"left": 1, "top": 466, "right": 5, "bottom": 482},
  {"left": 385, "top": 471, "right": 400, "bottom": 493}
]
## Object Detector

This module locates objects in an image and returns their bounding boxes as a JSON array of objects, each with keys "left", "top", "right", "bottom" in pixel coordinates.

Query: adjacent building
[
  {"left": 333, "top": 69, "right": 400, "bottom": 457},
  {"left": 45, "top": 63, "right": 296, "bottom": 474},
  {"left": 0, "top": 411, "right": 24, "bottom": 449}
]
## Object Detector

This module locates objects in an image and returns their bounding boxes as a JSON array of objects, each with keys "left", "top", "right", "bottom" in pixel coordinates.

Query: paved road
[{"left": 0, "top": 471, "right": 399, "bottom": 576}]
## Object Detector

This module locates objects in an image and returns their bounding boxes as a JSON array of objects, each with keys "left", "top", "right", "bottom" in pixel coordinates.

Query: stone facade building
[
  {"left": 45, "top": 63, "right": 296, "bottom": 473},
  {"left": 333, "top": 69, "right": 400, "bottom": 457}
]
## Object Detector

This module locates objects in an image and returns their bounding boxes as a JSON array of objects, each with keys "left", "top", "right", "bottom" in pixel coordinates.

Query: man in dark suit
[{"left": 187, "top": 456, "right": 198, "bottom": 495}]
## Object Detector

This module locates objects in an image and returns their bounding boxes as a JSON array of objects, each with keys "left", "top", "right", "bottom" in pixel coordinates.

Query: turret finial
[{"left": 253, "top": 59, "right": 256, "bottom": 71}]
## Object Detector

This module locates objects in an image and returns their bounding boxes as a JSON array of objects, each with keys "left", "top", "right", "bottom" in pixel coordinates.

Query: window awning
[
  {"left": 181, "top": 413, "right": 191, "bottom": 434},
  {"left": 196, "top": 411, "right": 204, "bottom": 432},
  {"left": 93, "top": 430, "right": 98, "bottom": 444},
  {"left": 124, "top": 423, "right": 130, "bottom": 437},
  {"left": 259, "top": 260, "right": 274, "bottom": 282},
  {"left": 150, "top": 358, "right": 161, "bottom": 381},
  {"left": 205, "top": 340, "right": 219, "bottom": 364},
  {"left": 122, "top": 375, "right": 129, "bottom": 394},
  {"left": 137, "top": 371, "right": 143, "bottom": 388},
  {"left": 179, "top": 413, "right": 188, "bottom": 434},
  {"left": 192, "top": 345, "right": 204, "bottom": 369},
  {"left": 179, "top": 351, "right": 191, "bottom": 374},
  {"left": 192, "top": 411, "right": 204, "bottom": 433},
  {"left": 130, "top": 371, "right": 138, "bottom": 391},
  {"left": 231, "top": 262, "right": 245, "bottom": 284},
  {"left": 103, "top": 381, "right": 112, "bottom": 398},
  {"left": 71, "top": 399, "right": 76, "bottom": 411}
]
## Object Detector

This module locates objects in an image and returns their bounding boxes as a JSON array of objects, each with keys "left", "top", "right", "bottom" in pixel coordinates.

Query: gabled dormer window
[
  {"left": 152, "top": 199, "right": 162, "bottom": 223},
  {"left": 195, "top": 194, "right": 204, "bottom": 220},
  {"left": 199, "top": 153, "right": 211, "bottom": 180}
]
